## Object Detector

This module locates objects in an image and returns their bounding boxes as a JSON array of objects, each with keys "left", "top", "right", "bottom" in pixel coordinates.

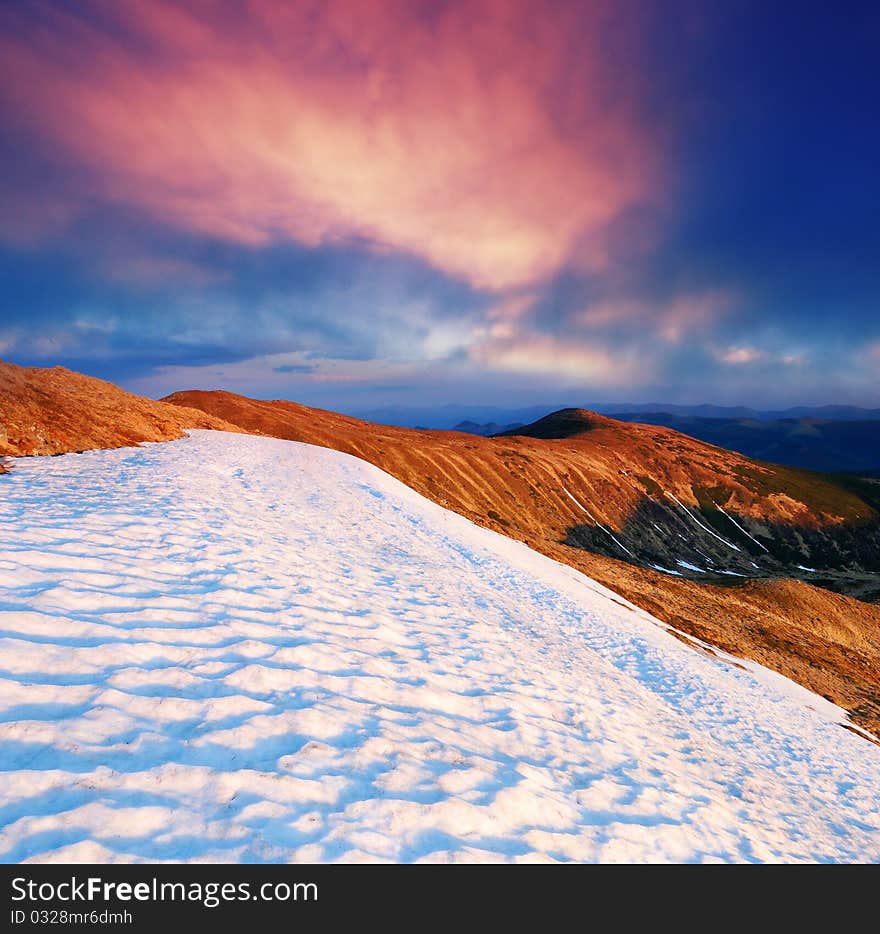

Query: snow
[
  {"left": 665, "top": 491, "right": 740, "bottom": 551},
  {"left": 797, "top": 565, "right": 817, "bottom": 573},
  {"left": 562, "top": 487, "right": 634, "bottom": 557},
  {"left": 676, "top": 560, "right": 706, "bottom": 573},
  {"left": 1, "top": 431, "right": 878, "bottom": 864},
  {"left": 650, "top": 564, "right": 683, "bottom": 577},
  {"left": 714, "top": 503, "right": 769, "bottom": 553}
]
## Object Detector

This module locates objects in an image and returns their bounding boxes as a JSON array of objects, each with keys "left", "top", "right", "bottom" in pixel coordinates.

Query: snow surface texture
[{"left": 1, "top": 432, "right": 878, "bottom": 863}]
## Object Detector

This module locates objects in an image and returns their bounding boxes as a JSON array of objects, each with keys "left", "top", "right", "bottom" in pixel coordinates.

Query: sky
[{"left": 0, "top": 0, "right": 878, "bottom": 416}]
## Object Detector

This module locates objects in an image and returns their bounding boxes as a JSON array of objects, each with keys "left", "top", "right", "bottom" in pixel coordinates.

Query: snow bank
[{"left": 0, "top": 432, "right": 877, "bottom": 863}]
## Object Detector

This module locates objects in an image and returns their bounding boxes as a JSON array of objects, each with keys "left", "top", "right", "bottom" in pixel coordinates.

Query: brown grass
[{"left": 0, "top": 361, "right": 242, "bottom": 458}]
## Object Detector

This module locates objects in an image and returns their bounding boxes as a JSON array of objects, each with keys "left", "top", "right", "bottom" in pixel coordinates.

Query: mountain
[
  {"left": 496, "top": 407, "right": 616, "bottom": 439},
  {"left": 600, "top": 402, "right": 760, "bottom": 419},
  {"left": 0, "top": 359, "right": 241, "bottom": 461},
  {"left": 350, "top": 402, "right": 569, "bottom": 430},
  {"left": 600, "top": 412, "right": 880, "bottom": 473},
  {"left": 165, "top": 391, "right": 880, "bottom": 734},
  {"left": 498, "top": 409, "right": 880, "bottom": 597},
  {"left": 2, "top": 430, "right": 878, "bottom": 861},
  {"left": 351, "top": 400, "right": 880, "bottom": 431},
  {"left": 599, "top": 403, "right": 880, "bottom": 421},
  {"left": 450, "top": 407, "right": 880, "bottom": 472},
  {"left": 763, "top": 405, "right": 880, "bottom": 421}
]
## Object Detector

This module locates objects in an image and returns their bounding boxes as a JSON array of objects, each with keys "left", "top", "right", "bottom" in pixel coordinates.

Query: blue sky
[{"left": 0, "top": 0, "right": 877, "bottom": 414}]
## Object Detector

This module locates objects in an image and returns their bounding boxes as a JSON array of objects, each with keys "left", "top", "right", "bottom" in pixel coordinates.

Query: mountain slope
[
  {"left": 166, "top": 395, "right": 880, "bottom": 593},
  {"left": 1, "top": 431, "right": 877, "bottom": 862},
  {"left": 165, "top": 391, "right": 880, "bottom": 734},
  {"left": 498, "top": 408, "right": 880, "bottom": 596},
  {"left": 605, "top": 411, "right": 880, "bottom": 473},
  {"left": 0, "top": 360, "right": 241, "bottom": 459}
]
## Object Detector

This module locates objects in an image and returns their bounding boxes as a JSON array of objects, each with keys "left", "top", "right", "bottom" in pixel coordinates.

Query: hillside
[
  {"left": 0, "top": 360, "right": 242, "bottom": 459},
  {"left": 497, "top": 409, "right": 880, "bottom": 598},
  {"left": 605, "top": 411, "right": 880, "bottom": 473},
  {"left": 2, "top": 431, "right": 878, "bottom": 862},
  {"left": 165, "top": 391, "right": 880, "bottom": 734},
  {"left": 497, "top": 408, "right": 616, "bottom": 439},
  {"left": 168, "top": 396, "right": 880, "bottom": 593}
]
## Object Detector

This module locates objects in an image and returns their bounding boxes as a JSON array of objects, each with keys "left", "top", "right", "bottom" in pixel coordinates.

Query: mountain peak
[{"left": 498, "top": 407, "right": 615, "bottom": 439}]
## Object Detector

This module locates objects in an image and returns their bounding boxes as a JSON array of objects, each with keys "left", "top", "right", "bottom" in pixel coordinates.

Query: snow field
[{"left": 0, "top": 432, "right": 877, "bottom": 863}]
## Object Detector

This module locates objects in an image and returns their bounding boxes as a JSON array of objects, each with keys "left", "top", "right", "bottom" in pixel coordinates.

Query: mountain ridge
[
  {"left": 0, "top": 360, "right": 243, "bottom": 458},
  {"left": 164, "top": 386, "right": 880, "bottom": 735},
  {"left": 2, "top": 361, "right": 878, "bottom": 734}
]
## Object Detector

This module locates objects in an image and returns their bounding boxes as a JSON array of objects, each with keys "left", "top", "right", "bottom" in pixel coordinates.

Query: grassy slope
[{"left": 0, "top": 361, "right": 242, "bottom": 457}]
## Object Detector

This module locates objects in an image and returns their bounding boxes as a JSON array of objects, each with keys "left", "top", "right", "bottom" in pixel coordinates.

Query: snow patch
[
  {"left": 665, "top": 492, "right": 740, "bottom": 551},
  {"left": 714, "top": 503, "right": 769, "bottom": 553},
  {"left": 562, "top": 487, "right": 634, "bottom": 557},
  {"left": 676, "top": 560, "right": 706, "bottom": 573}
]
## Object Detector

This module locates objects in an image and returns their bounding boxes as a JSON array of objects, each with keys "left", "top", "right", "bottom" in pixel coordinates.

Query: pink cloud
[
  {"left": 0, "top": 0, "right": 662, "bottom": 289},
  {"left": 655, "top": 291, "right": 736, "bottom": 343},
  {"left": 573, "top": 290, "right": 732, "bottom": 341},
  {"left": 470, "top": 328, "right": 648, "bottom": 385},
  {"left": 715, "top": 346, "right": 764, "bottom": 365},
  {"left": 472, "top": 287, "right": 733, "bottom": 386}
]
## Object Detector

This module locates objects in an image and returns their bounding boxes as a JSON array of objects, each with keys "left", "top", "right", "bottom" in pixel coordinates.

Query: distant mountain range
[
  {"left": 356, "top": 401, "right": 880, "bottom": 430},
  {"left": 452, "top": 406, "right": 880, "bottom": 473},
  {"left": 352, "top": 403, "right": 565, "bottom": 430},
  {"left": 452, "top": 419, "right": 524, "bottom": 437},
  {"left": 601, "top": 403, "right": 880, "bottom": 422},
  {"left": 605, "top": 413, "right": 880, "bottom": 474}
]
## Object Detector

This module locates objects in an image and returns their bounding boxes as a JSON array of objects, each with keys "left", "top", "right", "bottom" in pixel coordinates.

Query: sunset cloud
[
  {"left": 1, "top": 3, "right": 876, "bottom": 411},
  {"left": 0, "top": 0, "right": 660, "bottom": 290},
  {"left": 573, "top": 290, "right": 734, "bottom": 343},
  {"left": 716, "top": 346, "right": 765, "bottom": 366},
  {"left": 712, "top": 345, "right": 805, "bottom": 368},
  {"left": 470, "top": 328, "right": 646, "bottom": 385}
]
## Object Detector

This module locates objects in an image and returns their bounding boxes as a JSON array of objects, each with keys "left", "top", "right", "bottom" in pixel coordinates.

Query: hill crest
[
  {"left": 497, "top": 407, "right": 616, "bottom": 439},
  {"left": 0, "top": 360, "right": 242, "bottom": 459}
]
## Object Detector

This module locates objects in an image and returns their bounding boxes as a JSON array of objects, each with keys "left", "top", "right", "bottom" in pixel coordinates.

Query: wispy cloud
[
  {"left": 715, "top": 345, "right": 764, "bottom": 365},
  {"left": 470, "top": 328, "right": 647, "bottom": 386},
  {"left": 0, "top": 0, "right": 661, "bottom": 290},
  {"left": 712, "top": 344, "right": 805, "bottom": 367}
]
